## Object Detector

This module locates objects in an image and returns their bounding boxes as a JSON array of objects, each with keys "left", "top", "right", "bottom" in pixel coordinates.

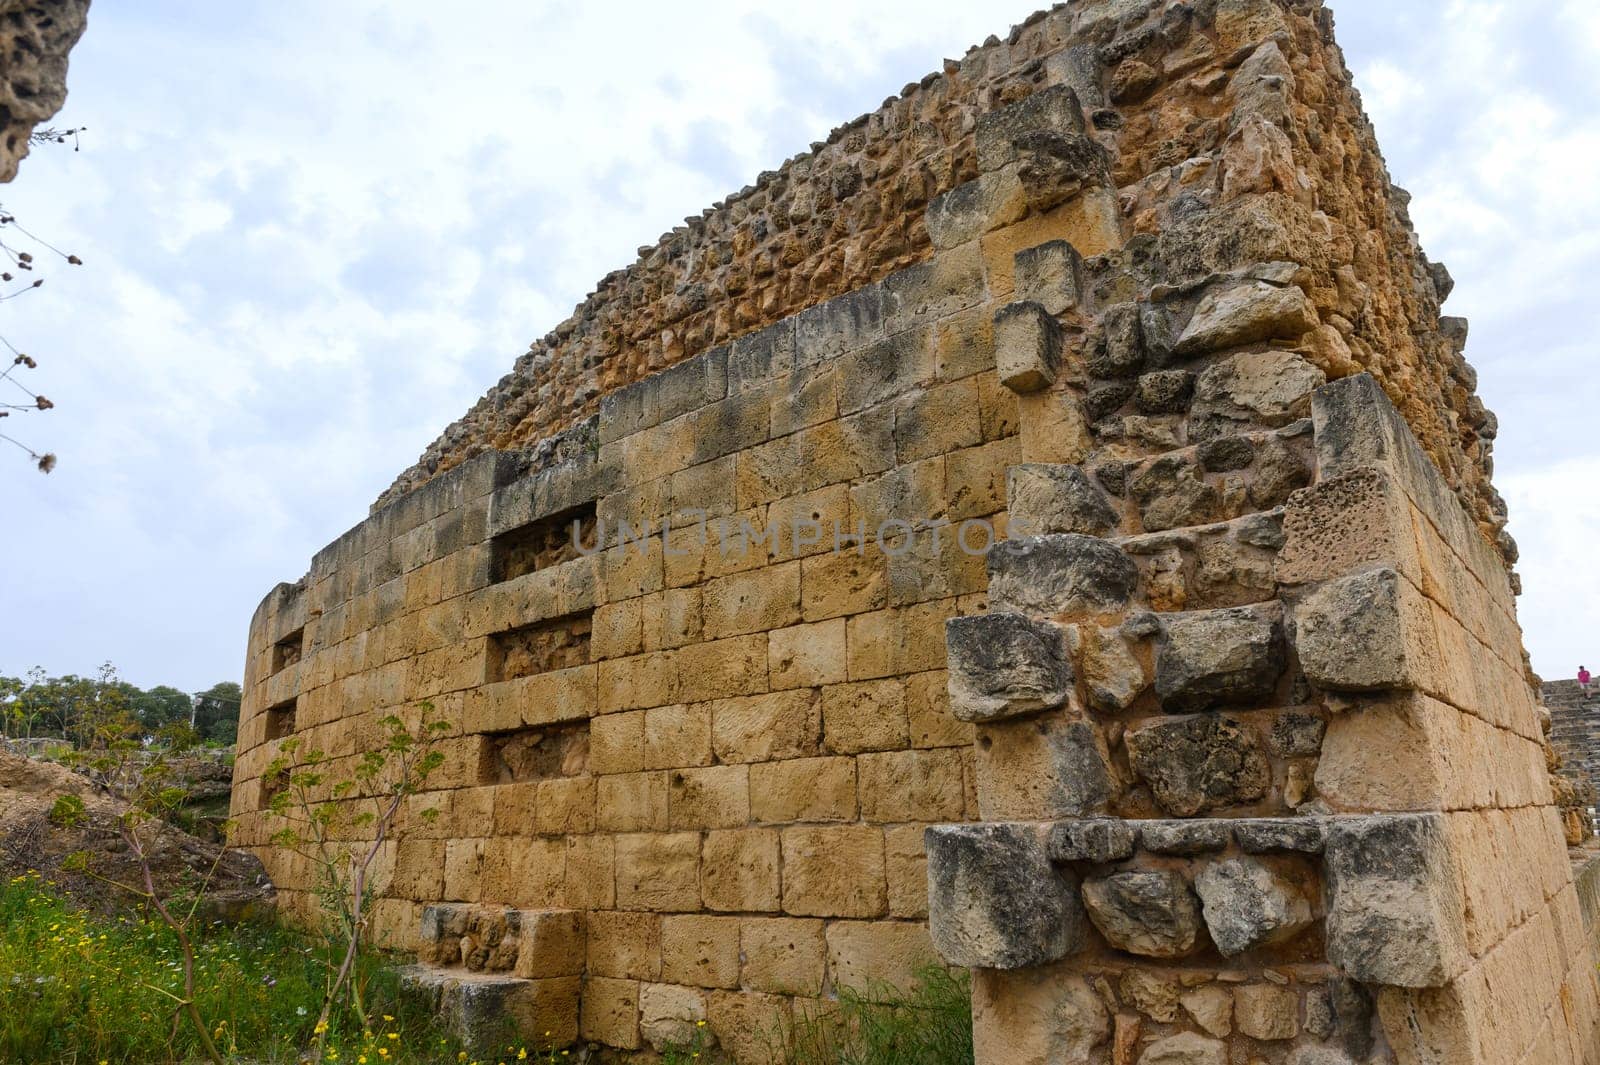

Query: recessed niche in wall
[
  {"left": 488, "top": 612, "right": 593, "bottom": 682},
  {"left": 264, "top": 697, "right": 298, "bottom": 741},
  {"left": 271, "top": 628, "right": 305, "bottom": 673},
  {"left": 490, "top": 502, "right": 599, "bottom": 583},
  {"left": 477, "top": 722, "right": 590, "bottom": 785}
]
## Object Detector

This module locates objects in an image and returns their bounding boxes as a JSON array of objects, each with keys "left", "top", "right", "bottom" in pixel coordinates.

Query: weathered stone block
[
  {"left": 1048, "top": 818, "right": 1137, "bottom": 863},
  {"left": 1155, "top": 606, "right": 1285, "bottom": 711},
  {"left": 1295, "top": 568, "right": 1427, "bottom": 692},
  {"left": 973, "top": 716, "right": 1114, "bottom": 820},
  {"left": 824, "top": 920, "right": 940, "bottom": 993},
  {"left": 639, "top": 982, "right": 707, "bottom": 1052},
  {"left": 1137, "top": 1030, "right": 1226, "bottom": 1065},
  {"left": 1173, "top": 281, "right": 1319, "bottom": 357},
  {"left": 925, "top": 822, "right": 1086, "bottom": 969},
  {"left": 1082, "top": 870, "right": 1202, "bottom": 958},
  {"left": 975, "top": 84, "right": 1086, "bottom": 171},
  {"left": 1234, "top": 818, "right": 1325, "bottom": 854},
  {"left": 994, "top": 301, "right": 1063, "bottom": 394},
  {"left": 987, "top": 534, "right": 1138, "bottom": 615},
  {"left": 971, "top": 967, "right": 1110, "bottom": 1065},
  {"left": 945, "top": 612, "right": 1072, "bottom": 722},
  {"left": 1192, "top": 350, "right": 1326, "bottom": 440},
  {"left": 1194, "top": 858, "right": 1315, "bottom": 956},
  {"left": 780, "top": 825, "right": 886, "bottom": 918},
  {"left": 660, "top": 914, "right": 741, "bottom": 990},
  {"left": 740, "top": 917, "right": 826, "bottom": 995},
  {"left": 1013, "top": 240, "right": 1084, "bottom": 315},
  {"left": 1069, "top": 623, "right": 1148, "bottom": 713},
  {"left": 1129, "top": 455, "right": 1224, "bottom": 532},
  {"left": 701, "top": 828, "right": 781, "bottom": 913},
  {"left": 1234, "top": 983, "right": 1299, "bottom": 1041},
  {"left": 515, "top": 909, "right": 586, "bottom": 979},
  {"left": 1007, "top": 463, "right": 1118, "bottom": 537},
  {"left": 1126, "top": 715, "right": 1270, "bottom": 817},
  {"left": 1323, "top": 814, "right": 1469, "bottom": 988}
]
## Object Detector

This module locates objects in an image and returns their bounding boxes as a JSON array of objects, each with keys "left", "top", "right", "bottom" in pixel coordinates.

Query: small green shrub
[{"left": 47, "top": 793, "right": 87, "bottom": 827}]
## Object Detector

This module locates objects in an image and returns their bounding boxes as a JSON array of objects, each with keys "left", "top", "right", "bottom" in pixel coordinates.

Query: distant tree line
[{"left": 0, "top": 662, "right": 241, "bottom": 746}]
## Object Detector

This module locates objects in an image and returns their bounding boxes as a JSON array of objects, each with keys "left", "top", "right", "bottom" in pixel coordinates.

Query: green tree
[
  {"left": 192, "top": 681, "right": 241, "bottom": 745},
  {"left": 130, "top": 684, "right": 192, "bottom": 735}
]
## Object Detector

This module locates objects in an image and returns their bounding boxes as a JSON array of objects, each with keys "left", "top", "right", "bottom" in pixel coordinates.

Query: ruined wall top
[
  {"left": 0, "top": 0, "right": 91, "bottom": 183},
  {"left": 374, "top": 0, "right": 1511, "bottom": 571}
]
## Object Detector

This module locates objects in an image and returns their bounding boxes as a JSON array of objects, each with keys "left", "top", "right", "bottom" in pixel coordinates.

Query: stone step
[{"left": 397, "top": 965, "right": 579, "bottom": 1053}]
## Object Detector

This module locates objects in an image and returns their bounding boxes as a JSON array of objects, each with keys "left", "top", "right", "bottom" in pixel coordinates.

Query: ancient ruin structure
[
  {"left": 0, "top": 0, "right": 91, "bottom": 183},
  {"left": 230, "top": 1, "right": 1600, "bottom": 1061}
]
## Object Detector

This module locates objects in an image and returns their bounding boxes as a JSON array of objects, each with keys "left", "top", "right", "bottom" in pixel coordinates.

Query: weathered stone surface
[
  {"left": 1193, "top": 858, "right": 1315, "bottom": 956},
  {"left": 1014, "top": 131, "right": 1113, "bottom": 213},
  {"left": 1120, "top": 968, "right": 1181, "bottom": 1022},
  {"left": 1137, "top": 1031, "right": 1226, "bottom": 1065},
  {"left": 1048, "top": 818, "right": 1137, "bottom": 863},
  {"left": 0, "top": 0, "right": 91, "bottom": 183},
  {"left": 972, "top": 968, "right": 1110, "bottom": 1065},
  {"left": 1233, "top": 819, "right": 1324, "bottom": 854},
  {"left": 1323, "top": 814, "right": 1469, "bottom": 988},
  {"left": 1180, "top": 985, "right": 1233, "bottom": 1038},
  {"left": 1139, "top": 820, "right": 1231, "bottom": 855},
  {"left": 1270, "top": 712, "right": 1326, "bottom": 756},
  {"left": 1130, "top": 456, "right": 1224, "bottom": 532},
  {"left": 945, "top": 612, "right": 1072, "bottom": 722},
  {"left": 1234, "top": 983, "right": 1298, "bottom": 1041},
  {"left": 1091, "top": 303, "right": 1146, "bottom": 379},
  {"left": 1135, "top": 370, "right": 1195, "bottom": 415},
  {"left": 1286, "top": 1048, "right": 1358, "bottom": 1065},
  {"left": 1192, "top": 351, "right": 1326, "bottom": 440},
  {"left": 1126, "top": 715, "right": 1270, "bottom": 817},
  {"left": 1069, "top": 624, "right": 1147, "bottom": 713},
  {"left": 1081, "top": 870, "right": 1202, "bottom": 958},
  {"left": 1155, "top": 606, "right": 1285, "bottom": 711},
  {"left": 1014, "top": 240, "right": 1084, "bottom": 315},
  {"left": 925, "top": 823, "right": 1086, "bottom": 969},
  {"left": 995, "top": 301, "right": 1063, "bottom": 394},
  {"left": 1173, "top": 281, "right": 1319, "bottom": 358},
  {"left": 1294, "top": 568, "right": 1419, "bottom": 692},
  {"left": 987, "top": 534, "right": 1138, "bottom": 615},
  {"left": 1008, "top": 463, "right": 1119, "bottom": 537},
  {"left": 975, "top": 84, "right": 1085, "bottom": 170},
  {"left": 974, "top": 717, "right": 1115, "bottom": 820}
]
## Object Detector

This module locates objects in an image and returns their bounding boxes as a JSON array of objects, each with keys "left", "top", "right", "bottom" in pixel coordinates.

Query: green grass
[
  {"left": 0, "top": 872, "right": 972, "bottom": 1065},
  {"left": 0, "top": 871, "right": 471, "bottom": 1064}
]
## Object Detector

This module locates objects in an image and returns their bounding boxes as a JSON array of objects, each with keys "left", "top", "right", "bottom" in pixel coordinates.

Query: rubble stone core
[{"left": 231, "top": 2, "right": 1598, "bottom": 1061}]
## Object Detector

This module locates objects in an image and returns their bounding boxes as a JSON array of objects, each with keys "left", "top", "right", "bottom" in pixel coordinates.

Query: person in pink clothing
[{"left": 1581, "top": 666, "right": 1592, "bottom": 700}]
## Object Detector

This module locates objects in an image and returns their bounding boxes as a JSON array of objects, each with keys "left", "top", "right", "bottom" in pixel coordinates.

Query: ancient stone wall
[
  {"left": 0, "top": 0, "right": 91, "bottom": 183},
  {"left": 231, "top": 1, "right": 1592, "bottom": 1061}
]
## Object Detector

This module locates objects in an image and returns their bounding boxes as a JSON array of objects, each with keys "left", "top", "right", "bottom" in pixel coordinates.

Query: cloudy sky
[{"left": 2, "top": 0, "right": 1597, "bottom": 691}]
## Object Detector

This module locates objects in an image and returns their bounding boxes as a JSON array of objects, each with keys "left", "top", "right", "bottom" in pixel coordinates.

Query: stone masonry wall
[{"left": 231, "top": 1, "right": 1588, "bottom": 1061}]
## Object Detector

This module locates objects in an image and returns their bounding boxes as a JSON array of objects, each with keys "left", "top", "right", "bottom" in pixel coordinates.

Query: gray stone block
[
  {"left": 995, "top": 300, "right": 1063, "bottom": 394},
  {"left": 1082, "top": 870, "right": 1202, "bottom": 958},
  {"left": 1194, "top": 857, "right": 1316, "bottom": 956},
  {"left": 945, "top": 612, "right": 1073, "bottom": 723},
  {"left": 1294, "top": 568, "right": 1419, "bottom": 693},
  {"left": 1139, "top": 820, "right": 1233, "bottom": 855},
  {"left": 1323, "top": 814, "right": 1469, "bottom": 988},
  {"left": 1049, "top": 818, "right": 1138, "bottom": 863},
  {"left": 1014, "top": 240, "right": 1085, "bottom": 315},
  {"left": 1126, "top": 715, "right": 1271, "bottom": 817},
  {"left": 795, "top": 284, "right": 884, "bottom": 366},
  {"left": 987, "top": 534, "right": 1139, "bottom": 615},
  {"left": 1172, "top": 280, "right": 1320, "bottom": 357},
  {"left": 1155, "top": 606, "right": 1285, "bottom": 711},
  {"left": 727, "top": 320, "right": 796, "bottom": 394},
  {"left": 975, "top": 84, "right": 1086, "bottom": 171},
  {"left": 1007, "top": 463, "right": 1119, "bottom": 537},
  {"left": 925, "top": 823, "right": 1086, "bottom": 969},
  {"left": 1233, "top": 818, "right": 1325, "bottom": 854},
  {"left": 1089, "top": 302, "right": 1145, "bottom": 379}
]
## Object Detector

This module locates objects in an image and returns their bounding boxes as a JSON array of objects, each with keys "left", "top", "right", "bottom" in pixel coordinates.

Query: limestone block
[
  {"left": 587, "top": 910, "right": 662, "bottom": 981},
  {"left": 1233, "top": 819, "right": 1325, "bottom": 854},
  {"left": 995, "top": 301, "right": 1063, "bottom": 394},
  {"left": 1234, "top": 984, "right": 1299, "bottom": 1041},
  {"left": 615, "top": 832, "right": 701, "bottom": 912},
  {"left": 973, "top": 716, "right": 1115, "bottom": 820},
  {"left": 1173, "top": 282, "right": 1319, "bottom": 358},
  {"left": 925, "top": 173, "right": 1026, "bottom": 250},
  {"left": 885, "top": 823, "right": 931, "bottom": 919},
  {"left": 1324, "top": 814, "right": 1469, "bottom": 988},
  {"left": 824, "top": 921, "right": 939, "bottom": 993},
  {"left": 740, "top": 917, "right": 827, "bottom": 995},
  {"left": 1090, "top": 302, "right": 1145, "bottom": 379},
  {"left": 857, "top": 749, "right": 967, "bottom": 822},
  {"left": 1155, "top": 605, "right": 1285, "bottom": 711},
  {"left": 795, "top": 285, "right": 884, "bottom": 367},
  {"left": 1007, "top": 463, "right": 1118, "bottom": 537},
  {"left": 706, "top": 989, "right": 793, "bottom": 1065},
  {"left": 1180, "top": 985, "right": 1234, "bottom": 1038},
  {"left": 1048, "top": 818, "right": 1137, "bottom": 863},
  {"left": 975, "top": 84, "right": 1086, "bottom": 171},
  {"left": 1013, "top": 240, "right": 1085, "bottom": 315},
  {"left": 945, "top": 612, "right": 1072, "bottom": 722},
  {"left": 1295, "top": 568, "right": 1431, "bottom": 693},
  {"left": 821, "top": 677, "right": 909, "bottom": 753},
  {"left": 639, "top": 982, "right": 708, "bottom": 1052},
  {"left": 780, "top": 825, "right": 886, "bottom": 918},
  {"left": 701, "top": 828, "right": 781, "bottom": 913},
  {"left": 595, "top": 772, "right": 668, "bottom": 833},
  {"left": 971, "top": 967, "right": 1110, "bottom": 1065},
  {"left": 727, "top": 319, "right": 796, "bottom": 395},
  {"left": 906, "top": 668, "right": 975, "bottom": 749},
  {"left": 882, "top": 244, "right": 986, "bottom": 334},
  {"left": 1081, "top": 870, "right": 1202, "bottom": 958},
  {"left": 1194, "top": 858, "right": 1316, "bottom": 956},
  {"left": 924, "top": 822, "right": 1086, "bottom": 969},
  {"left": 669, "top": 764, "right": 750, "bottom": 830},
  {"left": 661, "top": 914, "right": 741, "bottom": 990},
  {"left": 1129, "top": 455, "right": 1225, "bottom": 532},
  {"left": 1017, "top": 390, "right": 1093, "bottom": 465},
  {"left": 675, "top": 635, "right": 769, "bottom": 703},
  {"left": 642, "top": 703, "right": 712, "bottom": 770},
  {"left": 710, "top": 690, "right": 821, "bottom": 764},
  {"left": 1137, "top": 1031, "right": 1226, "bottom": 1065},
  {"left": 1069, "top": 623, "right": 1148, "bottom": 713},
  {"left": 515, "top": 909, "right": 586, "bottom": 979},
  {"left": 1191, "top": 350, "right": 1326, "bottom": 440},
  {"left": 1126, "top": 715, "right": 1270, "bottom": 817},
  {"left": 749, "top": 757, "right": 858, "bottom": 823},
  {"left": 892, "top": 378, "right": 983, "bottom": 464},
  {"left": 564, "top": 836, "right": 616, "bottom": 909},
  {"left": 987, "top": 533, "right": 1138, "bottom": 615},
  {"left": 581, "top": 975, "right": 641, "bottom": 1050}
]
